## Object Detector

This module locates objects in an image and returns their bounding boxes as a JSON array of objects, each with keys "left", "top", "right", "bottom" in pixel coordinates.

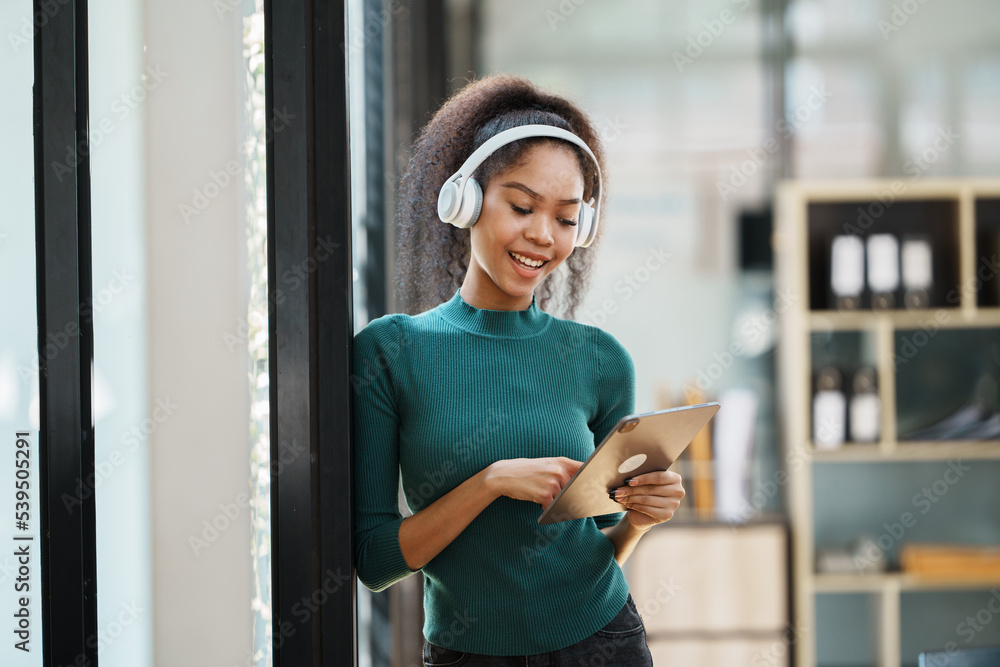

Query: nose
[{"left": 523, "top": 215, "right": 554, "bottom": 247}]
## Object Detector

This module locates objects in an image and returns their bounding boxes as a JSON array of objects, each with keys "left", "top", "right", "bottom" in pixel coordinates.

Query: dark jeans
[{"left": 421, "top": 594, "right": 653, "bottom": 667}]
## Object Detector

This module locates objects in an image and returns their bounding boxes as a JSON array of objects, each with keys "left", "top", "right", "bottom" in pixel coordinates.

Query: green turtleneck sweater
[{"left": 352, "top": 287, "right": 635, "bottom": 656}]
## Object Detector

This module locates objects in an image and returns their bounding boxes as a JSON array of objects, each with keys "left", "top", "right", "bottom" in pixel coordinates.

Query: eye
[{"left": 511, "top": 204, "right": 577, "bottom": 226}]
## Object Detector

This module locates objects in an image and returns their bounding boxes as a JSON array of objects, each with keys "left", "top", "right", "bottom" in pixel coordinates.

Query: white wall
[{"left": 144, "top": 1, "right": 253, "bottom": 665}]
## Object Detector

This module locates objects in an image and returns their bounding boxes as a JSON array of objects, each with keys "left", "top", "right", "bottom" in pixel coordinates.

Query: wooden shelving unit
[
  {"left": 625, "top": 518, "right": 791, "bottom": 666},
  {"left": 775, "top": 179, "right": 1000, "bottom": 667}
]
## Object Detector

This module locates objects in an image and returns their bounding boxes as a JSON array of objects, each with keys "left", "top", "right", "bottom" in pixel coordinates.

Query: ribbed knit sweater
[{"left": 352, "top": 287, "right": 636, "bottom": 656}]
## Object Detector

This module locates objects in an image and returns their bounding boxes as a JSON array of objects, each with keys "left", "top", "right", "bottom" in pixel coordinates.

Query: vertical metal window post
[
  {"left": 265, "top": 0, "right": 356, "bottom": 664},
  {"left": 33, "top": 0, "right": 99, "bottom": 664}
]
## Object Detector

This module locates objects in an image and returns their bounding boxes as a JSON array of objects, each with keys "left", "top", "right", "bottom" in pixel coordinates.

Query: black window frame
[
  {"left": 34, "top": 0, "right": 359, "bottom": 664},
  {"left": 265, "top": 0, "right": 357, "bottom": 664},
  {"left": 34, "top": 0, "right": 99, "bottom": 664}
]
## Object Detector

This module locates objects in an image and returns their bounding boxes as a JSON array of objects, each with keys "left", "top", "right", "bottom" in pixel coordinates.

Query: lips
[
  {"left": 506, "top": 252, "right": 549, "bottom": 279},
  {"left": 508, "top": 251, "right": 549, "bottom": 269}
]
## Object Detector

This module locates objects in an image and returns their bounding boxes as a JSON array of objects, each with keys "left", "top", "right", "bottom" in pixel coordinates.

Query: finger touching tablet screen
[{"left": 537, "top": 402, "right": 721, "bottom": 525}]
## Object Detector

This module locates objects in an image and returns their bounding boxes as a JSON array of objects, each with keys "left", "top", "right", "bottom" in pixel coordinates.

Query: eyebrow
[{"left": 500, "top": 181, "right": 581, "bottom": 206}]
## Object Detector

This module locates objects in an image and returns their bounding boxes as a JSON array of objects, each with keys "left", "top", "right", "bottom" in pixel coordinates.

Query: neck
[
  {"left": 460, "top": 261, "right": 535, "bottom": 311},
  {"left": 440, "top": 286, "right": 548, "bottom": 339}
]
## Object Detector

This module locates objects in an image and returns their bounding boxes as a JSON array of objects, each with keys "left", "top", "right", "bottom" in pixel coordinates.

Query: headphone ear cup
[
  {"left": 437, "top": 180, "right": 462, "bottom": 223},
  {"left": 576, "top": 202, "right": 597, "bottom": 247},
  {"left": 453, "top": 177, "right": 484, "bottom": 229}
]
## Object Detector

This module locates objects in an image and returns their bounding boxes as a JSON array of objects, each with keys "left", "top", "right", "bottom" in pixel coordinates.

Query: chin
[{"left": 500, "top": 283, "right": 535, "bottom": 298}]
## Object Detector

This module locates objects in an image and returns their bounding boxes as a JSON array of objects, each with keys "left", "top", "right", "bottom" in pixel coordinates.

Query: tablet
[{"left": 537, "top": 402, "right": 721, "bottom": 525}]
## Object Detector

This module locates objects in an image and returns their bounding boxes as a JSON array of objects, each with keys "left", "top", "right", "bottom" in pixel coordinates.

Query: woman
[{"left": 353, "top": 73, "right": 685, "bottom": 666}]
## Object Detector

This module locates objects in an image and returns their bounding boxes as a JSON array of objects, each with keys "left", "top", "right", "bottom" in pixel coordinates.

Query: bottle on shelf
[
  {"left": 901, "top": 235, "right": 933, "bottom": 309},
  {"left": 830, "top": 235, "right": 864, "bottom": 310},
  {"left": 849, "top": 367, "right": 881, "bottom": 443},
  {"left": 867, "top": 233, "right": 900, "bottom": 310},
  {"left": 813, "top": 367, "right": 846, "bottom": 449}
]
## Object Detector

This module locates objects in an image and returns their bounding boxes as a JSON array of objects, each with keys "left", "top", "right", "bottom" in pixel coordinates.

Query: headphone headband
[{"left": 437, "top": 124, "right": 603, "bottom": 248}]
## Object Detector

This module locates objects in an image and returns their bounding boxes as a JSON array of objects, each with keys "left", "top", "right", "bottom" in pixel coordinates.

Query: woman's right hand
[{"left": 484, "top": 457, "right": 584, "bottom": 509}]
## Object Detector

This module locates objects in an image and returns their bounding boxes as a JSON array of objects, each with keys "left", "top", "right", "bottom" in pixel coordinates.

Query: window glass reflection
[{"left": 0, "top": 2, "right": 42, "bottom": 665}]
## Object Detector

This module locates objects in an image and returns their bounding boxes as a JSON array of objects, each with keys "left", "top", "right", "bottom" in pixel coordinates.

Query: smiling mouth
[{"left": 508, "top": 251, "right": 548, "bottom": 270}]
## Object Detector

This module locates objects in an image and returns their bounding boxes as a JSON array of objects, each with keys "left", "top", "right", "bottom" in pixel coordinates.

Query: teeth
[{"left": 510, "top": 252, "right": 544, "bottom": 268}]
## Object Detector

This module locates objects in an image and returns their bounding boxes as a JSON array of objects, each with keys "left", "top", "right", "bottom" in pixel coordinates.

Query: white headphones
[{"left": 436, "top": 124, "right": 603, "bottom": 248}]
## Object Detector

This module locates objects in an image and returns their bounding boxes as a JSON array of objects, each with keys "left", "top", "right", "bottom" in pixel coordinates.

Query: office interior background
[{"left": 2, "top": 0, "right": 1000, "bottom": 665}]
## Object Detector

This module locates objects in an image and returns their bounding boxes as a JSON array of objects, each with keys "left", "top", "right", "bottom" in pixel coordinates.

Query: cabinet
[
  {"left": 625, "top": 520, "right": 791, "bottom": 665},
  {"left": 775, "top": 179, "right": 1000, "bottom": 666}
]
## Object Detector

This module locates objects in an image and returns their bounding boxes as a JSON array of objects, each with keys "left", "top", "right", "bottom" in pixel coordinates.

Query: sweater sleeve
[
  {"left": 589, "top": 328, "right": 637, "bottom": 530},
  {"left": 352, "top": 315, "right": 420, "bottom": 592}
]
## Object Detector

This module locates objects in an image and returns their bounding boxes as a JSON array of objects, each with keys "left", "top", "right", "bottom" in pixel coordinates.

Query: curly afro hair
[{"left": 394, "top": 73, "right": 609, "bottom": 319}]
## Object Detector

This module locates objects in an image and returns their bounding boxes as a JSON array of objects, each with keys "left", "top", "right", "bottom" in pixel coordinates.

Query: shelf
[
  {"left": 777, "top": 179, "right": 1000, "bottom": 667},
  {"left": 813, "top": 572, "right": 1000, "bottom": 593},
  {"left": 807, "top": 308, "right": 1000, "bottom": 331},
  {"left": 809, "top": 440, "right": 1000, "bottom": 462}
]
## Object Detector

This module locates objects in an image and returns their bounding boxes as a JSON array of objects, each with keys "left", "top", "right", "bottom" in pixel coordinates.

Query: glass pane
[
  {"left": 895, "top": 328, "right": 1000, "bottom": 441},
  {"left": 88, "top": 0, "right": 268, "bottom": 665},
  {"left": 241, "top": 4, "right": 272, "bottom": 665},
  {"left": 787, "top": 0, "right": 1000, "bottom": 178},
  {"left": 0, "top": 2, "right": 42, "bottom": 665},
  {"left": 88, "top": 0, "right": 153, "bottom": 662},
  {"left": 346, "top": 1, "right": 378, "bottom": 664}
]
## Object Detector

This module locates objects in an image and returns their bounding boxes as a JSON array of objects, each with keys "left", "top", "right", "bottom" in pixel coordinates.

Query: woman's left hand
[{"left": 610, "top": 470, "right": 685, "bottom": 531}]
